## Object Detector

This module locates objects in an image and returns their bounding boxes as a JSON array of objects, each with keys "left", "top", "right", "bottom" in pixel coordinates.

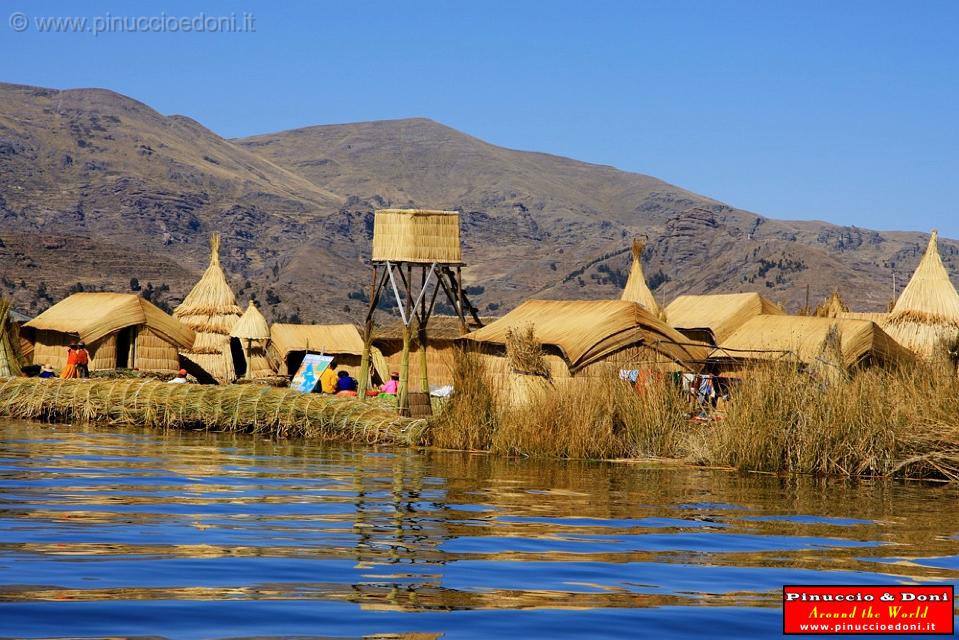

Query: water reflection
[{"left": 0, "top": 420, "right": 956, "bottom": 638}]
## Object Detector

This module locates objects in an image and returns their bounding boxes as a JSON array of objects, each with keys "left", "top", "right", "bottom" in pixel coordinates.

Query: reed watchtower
[{"left": 359, "top": 209, "right": 483, "bottom": 415}]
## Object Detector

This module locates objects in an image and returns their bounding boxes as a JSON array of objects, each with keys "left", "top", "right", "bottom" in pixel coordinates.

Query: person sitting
[
  {"left": 168, "top": 369, "right": 188, "bottom": 384},
  {"left": 335, "top": 370, "right": 358, "bottom": 394},
  {"left": 38, "top": 364, "right": 57, "bottom": 379},
  {"left": 379, "top": 371, "right": 400, "bottom": 396},
  {"left": 319, "top": 361, "right": 338, "bottom": 394}
]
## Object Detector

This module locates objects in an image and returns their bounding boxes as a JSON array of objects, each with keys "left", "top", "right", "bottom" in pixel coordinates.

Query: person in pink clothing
[{"left": 379, "top": 371, "right": 400, "bottom": 395}]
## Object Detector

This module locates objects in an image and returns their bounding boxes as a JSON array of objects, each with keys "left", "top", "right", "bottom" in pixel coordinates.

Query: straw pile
[
  {"left": 665, "top": 292, "right": 783, "bottom": 345},
  {"left": 371, "top": 209, "right": 462, "bottom": 264},
  {"left": 0, "top": 377, "right": 428, "bottom": 446},
  {"left": 0, "top": 298, "right": 23, "bottom": 377},
  {"left": 230, "top": 301, "right": 274, "bottom": 379},
  {"left": 884, "top": 230, "right": 959, "bottom": 358},
  {"left": 620, "top": 239, "right": 663, "bottom": 318},
  {"left": 504, "top": 325, "right": 550, "bottom": 378},
  {"left": 174, "top": 234, "right": 242, "bottom": 383}
]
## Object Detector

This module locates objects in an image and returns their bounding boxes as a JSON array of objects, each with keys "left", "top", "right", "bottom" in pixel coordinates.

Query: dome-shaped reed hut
[
  {"left": 174, "top": 233, "right": 242, "bottom": 383},
  {"left": 620, "top": 239, "right": 662, "bottom": 318},
  {"left": 461, "top": 299, "right": 708, "bottom": 378},
  {"left": 229, "top": 300, "right": 274, "bottom": 380},
  {"left": 21, "top": 293, "right": 194, "bottom": 373},
  {"left": 883, "top": 230, "right": 959, "bottom": 358}
]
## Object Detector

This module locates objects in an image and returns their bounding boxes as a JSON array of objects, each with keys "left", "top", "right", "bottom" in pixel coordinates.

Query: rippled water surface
[{"left": 0, "top": 419, "right": 957, "bottom": 639}]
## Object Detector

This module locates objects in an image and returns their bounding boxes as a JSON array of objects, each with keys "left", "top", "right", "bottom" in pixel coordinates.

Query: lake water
[{"left": 0, "top": 419, "right": 956, "bottom": 639}]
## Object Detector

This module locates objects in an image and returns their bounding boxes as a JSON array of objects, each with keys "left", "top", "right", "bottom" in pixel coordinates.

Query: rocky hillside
[{"left": 1, "top": 81, "right": 955, "bottom": 322}]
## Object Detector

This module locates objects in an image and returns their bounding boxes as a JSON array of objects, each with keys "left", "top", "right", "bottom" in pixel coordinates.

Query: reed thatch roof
[
  {"left": 665, "top": 292, "right": 783, "bottom": 345},
  {"left": 713, "top": 315, "right": 913, "bottom": 368},
  {"left": 270, "top": 323, "right": 365, "bottom": 359},
  {"left": 230, "top": 301, "right": 271, "bottom": 340},
  {"left": 371, "top": 209, "right": 462, "bottom": 264},
  {"left": 838, "top": 311, "right": 890, "bottom": 323},
  {"left": 461, "top": 299, "right": 708, "bottom": 372},
  {"left": 884, "top": 230, "right": 959, "bottom": 357},
  {"left": 620, "top": 239, "right": 662, "bottom": 317},
  {"left": 23, "top": 292, "right": 194, "bottom": 349},
  {"left": 174, "top": 233, "right": 242, "bottom": 382}
]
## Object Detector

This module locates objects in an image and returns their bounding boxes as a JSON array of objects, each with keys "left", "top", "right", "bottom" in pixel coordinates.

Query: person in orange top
[
  {"left": 74, "top": 341, "right": 91, "bottom": 378},
  {"left": 61, "top": 343, "right": 80, "bottom": 379}
]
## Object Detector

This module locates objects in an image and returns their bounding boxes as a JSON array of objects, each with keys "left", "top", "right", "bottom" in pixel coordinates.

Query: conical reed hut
[
  {"left": 0, "top": 298, "right": 23, "bottom": 377},
  {"left": 816, "top": 290, "right": 850, "bottom": 318},
  {"left": 884, "top": 230, "right": 959, "bottom": 358},
  {"left": 174, "top": 234, "right": 242, "bottom": 383},
  {"left": 620, "top": 239, "right": 663, "bottom": 318},
  {"left": 229, "top": 300, "right": 274, "bottom": 380}
]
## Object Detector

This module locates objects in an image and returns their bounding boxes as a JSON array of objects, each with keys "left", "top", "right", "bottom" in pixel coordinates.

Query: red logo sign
[{"left": 783, "top": 585, "right": 954, "bottom": 635}]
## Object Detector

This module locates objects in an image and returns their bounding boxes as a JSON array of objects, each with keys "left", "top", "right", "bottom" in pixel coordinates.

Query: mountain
[{"left": 1, "top": 81, "right": 956, "bottom": 323}]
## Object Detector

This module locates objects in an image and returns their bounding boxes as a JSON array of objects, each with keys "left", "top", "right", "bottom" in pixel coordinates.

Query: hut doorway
[
  {"left": 229, "top": 337, "right": 247, "bottom": 379},
  {"left": 115, "top": 326, "right": 136, "bottom": 369}
]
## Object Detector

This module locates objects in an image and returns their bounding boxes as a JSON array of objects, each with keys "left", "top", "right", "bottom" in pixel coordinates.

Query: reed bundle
[
  {"left": 0, "top": 378, "right": 428, "bottom": 446},
  {"left": 0, "top": 298, "right": 23, "bottom": 377},
  {"left": 504, "top": 325, "right": 549, "bottom": 377}
]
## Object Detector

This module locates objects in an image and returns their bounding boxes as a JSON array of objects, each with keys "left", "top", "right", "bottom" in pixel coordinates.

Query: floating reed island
[{"left": 0, "top": 377, "right": 428, "bottom": 446}]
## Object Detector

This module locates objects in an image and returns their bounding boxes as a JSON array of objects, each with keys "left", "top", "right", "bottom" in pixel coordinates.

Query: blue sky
[{"left": 2, "top": 1, "right": 956, "bottom": 237}]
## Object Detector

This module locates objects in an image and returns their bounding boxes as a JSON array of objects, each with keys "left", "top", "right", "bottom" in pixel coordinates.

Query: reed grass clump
[
  {"left": 0, "top": 377, "right": 427, "bottom": 446},
  {"left": 434, "top": 348, "right": 959, "bottom": 480},
  {"left": 431, "top": 348, "right": 497, "bottom": 450}
]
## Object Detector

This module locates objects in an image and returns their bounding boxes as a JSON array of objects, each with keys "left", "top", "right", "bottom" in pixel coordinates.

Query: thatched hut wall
[
  {"left": 372, "top": 317, "right": 489, "bottom": 387},
  {"left": 135, "top": 327, "right": 182, "bottom": 372},
  {"left": 31, "top": 331, "right": 116, "bottom": 371}
]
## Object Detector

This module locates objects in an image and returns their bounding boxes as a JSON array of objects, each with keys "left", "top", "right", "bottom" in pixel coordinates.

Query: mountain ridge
[{"left": 0, "top": 81, "right": 954, "bottom": 323}]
